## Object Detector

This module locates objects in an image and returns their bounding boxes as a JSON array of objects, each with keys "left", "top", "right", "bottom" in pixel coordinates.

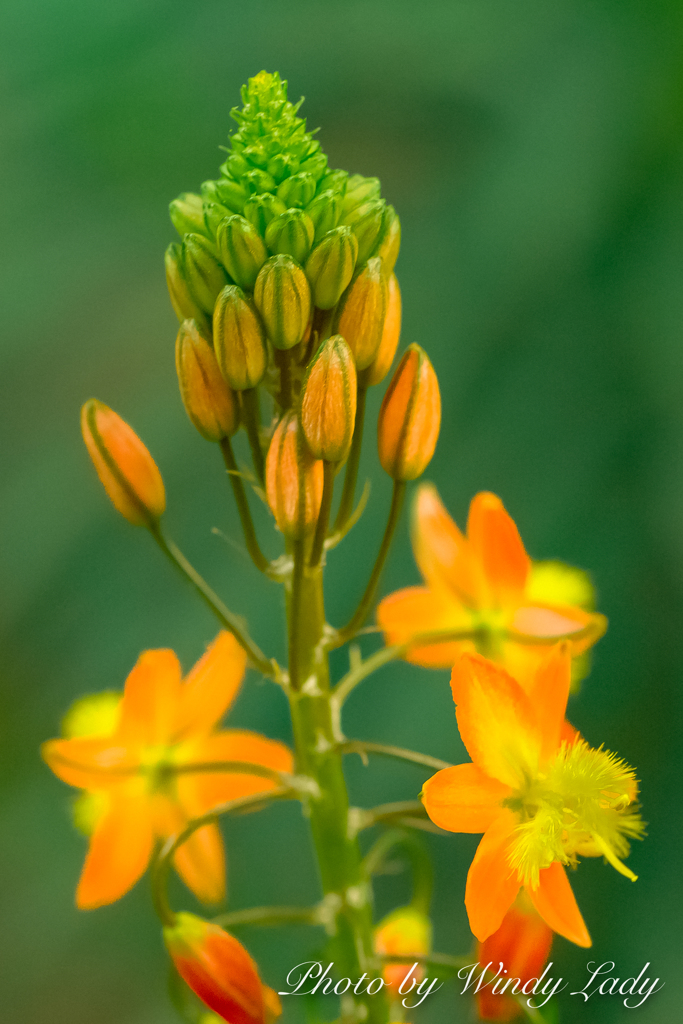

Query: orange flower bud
[
  {"left": 164, "top": 913, "right": 281, "bottom": 1024},
  {"left": 213, "top": 285, "right": 267, "bottom": 391},
  {"left": 374, "top": 906, "right": 432, "bottom": 995},
  {"left": 377, "top": 344, "right": 440, "bottom": 480},
  {"left": 81, "top": 399, "right": 165, "bottom": 526},
  {"left": 476, "top": 899, "right": 553, "bottom": 1021},
  {"left": 176, "top": 320, "right": 239, "bottom": 441},
  {"left": 265, "top": 412, "right": 323, "bottom": 538},
  {"left": 300, "top": 335, "right": 357, "bottom": 462},
  {"left": 333, "top": 256, "right": 387, "bottom": 370},
  {"left": 363, "top": 272, "right": 402, "bottom": 387}
]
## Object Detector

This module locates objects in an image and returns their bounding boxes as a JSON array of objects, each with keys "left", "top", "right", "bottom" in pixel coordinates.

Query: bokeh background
[{"left": 2, "top": 1, "right": 682, "bottom": 1021}]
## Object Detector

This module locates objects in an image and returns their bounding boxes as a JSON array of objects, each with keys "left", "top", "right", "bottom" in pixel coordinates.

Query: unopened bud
[
  {"left": 216, "top": 216, "right": 268, "bottom": 292},
  {"left": 341, "top": 175, "right": 381, "bottom": 216},
  {"left": 176, "top": 320, "right": 239, "bottom": 441},
  {"left": 374, "top": 907, "right": 432, "bottom": 995},
  {"left": 297, "top": 152, "right": 328, "bottom": 180},
  {"left": 165, "top": 243, "right": 211, "bottom": 333},
  {"left": 266, "top": 412, "right": 324, "bottom": 538},
  {"left": 305, "top": 227, "right": 358, "bottom": 310},
  {"left": 333, "top": 256, "right": 387, "bottom": 370},
  {"left": 213, "top": 286, "right": 267, "bottom": 391},
  {"left": 203, "top": 202, "right": 232, "bottom": 239},
  {"left": 243, "top": 168, "right": 277, "bottom": 195},
  {"left": 344, "top": 198, "right": 386, "bottom": 266},
  {"left": 224, "top": 153, "right": 250, "bottom": 178},
  {"left": 169, "top": 193, "right": 205, "bottom": 236},
  {"left": 209, "top": 178, "right": 248, "bottom": 214},
  {"left": 373, "top": 204, "right": 401, "bottom": 275},
  {"left": 305, "top": 190, "right": 343, "bottom": 243},
  {"left": 265, "top": 209, "right": 315, "bottom": 263},
  {"left": 318, "top": 169, "right": 348, "bottom": 195},
  {"left": 276, "top": 172, "right": 316, "bottom": 208},
  {"left": 81, "top": 400, "right": 165, "bottom": 526},
  {"left": 301, "top": 336, "right": 357, "bottom": 462},
  {"left": 377, "top": 343, "right": 441, "bottom": 481},
  {"left": 182, "top": 234, "right": 229, "bottom": 315},
  {"left": 363, "top": 273, "right": 402, "bottom": 386},
  {"left": 243, "top": 193, "right": 287, "bottom": 236},
  {"left": 253, "top": 255, "right": 312, "bottom": 350},
  {"left": 267, "top": 153, "right": 299, "bottom": 183}
]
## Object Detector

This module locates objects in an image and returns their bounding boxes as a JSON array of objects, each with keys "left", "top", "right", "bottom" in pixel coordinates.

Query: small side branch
[
  {"left": 341, "top": 740, "right": 452, "bottom": 773},
  {"left": 212, "top": 905, "right": 320, "bottom": 930}
]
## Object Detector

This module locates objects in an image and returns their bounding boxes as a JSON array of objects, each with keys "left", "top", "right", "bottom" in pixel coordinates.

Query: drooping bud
[
  {"left": 213, "top": 286, "right": 267, "bottom": 391},
  {"left": 183, "top": 234, "right": 229, "bottom": 315},
  {"left": 333, "top": 256, "right": 387, "bottom": 370},
  {"left": 81, "top": 400, "right": 166, "bottom": 526},
  {"left": 170, "top": 193, "right": 206, "bottom": 237},
  {"left": 373, "top": 204, "right": 401, "bottom": 276},
  {"left": 344, "top": 198, "right": 386, "bottom": 266},
  {"left": 300, "top": 336, "right": 357, "bottom": 462},
  {"left": 265, "top": 209, "right": 315, "bottom": 263},
  {"left": 164, "top": 913, "right": 281, "bottom": 1024},
  {"left": 305, "top": 227, "right": 358, "bottom": 310},
  {"left": 265, "top": 412, "right": 323, "bottom": 538},
  {"left": 476, "top": 898, "right": 553, "bottom": 1022},
  {"left": 253, "top": 255, "right": 312, "bottom": 350},
  {"left": 363, "top": 273, "right": 402, "bottom": 386},
  {"left": 216, "top": 215, "right": 268, "bottom": 291},
  {"left": 305, "top": 190, "right": 343, "bottom": 243},
  {"left": 276, "top": 171, "right": 316, "bottom": 208},
  {"left": 165, "top": 243, "right": 211, "bottom": 333},
  {"left": 377, "top": 344, "right": 441, "bottom": 481},
  {"left": 374, "top": 907, "right": 432, "bottom": 996},
  {"left": 176, "top": 320, "right": 239, "bottom": 441},
  {"left": 341, "top": 175, "right": 381, "bottom": 216},
  {"left": 243, "top": 193, "right": 287, "bottom": 236}
]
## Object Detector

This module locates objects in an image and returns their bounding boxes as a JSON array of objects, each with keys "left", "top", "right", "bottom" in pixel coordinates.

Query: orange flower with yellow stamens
[
  {"left": 421, "top": 643, "right": 643, "bottom": 947},
  {"left": 42, "top": 632, "right": 293, "bottom": 910},
  {"left": 377, "top": 486, "right": 606, "bottom": 681}
]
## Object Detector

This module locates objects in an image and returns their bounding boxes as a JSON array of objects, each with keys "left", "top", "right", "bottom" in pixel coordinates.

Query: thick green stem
[
  {"left": 309, "top": 460, "right": 336, "bottom": 567},
  {"left": 241, "top": 387, "right": 265, "bottom": 484},
  {"left": 219, "top": 437, "right": 270, "bottom": 573},
  {"left": 334, "top": 386, "right": 367, "bottom": 531}
]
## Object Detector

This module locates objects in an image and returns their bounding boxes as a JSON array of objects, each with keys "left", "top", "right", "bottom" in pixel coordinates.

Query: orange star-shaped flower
[
  {"left": 377, "top": 486, "right": 607, "bottom": 681},
  {"left": 42, "top": 632, "right": 293, "bottom": 910},
  {"left": 421, "top": 644, "right": 643, "bottom": 947}
]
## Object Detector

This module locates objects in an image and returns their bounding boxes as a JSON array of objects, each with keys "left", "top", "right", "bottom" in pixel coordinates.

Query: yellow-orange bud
[
  {"left": 81, "top": 400, "right": 165, "bottom": 525},
  {"left": 253, "top": 255, "right": 312, "bottom": 350},
  {"left": 374, "top": 906, "right": 432, "bottom": 995},
  {"left": 213, "top": 286, "right": 267, "bottom": 391},
  {"left": 333, "top": 257, "right": 387, "bottom": 370},
  {"left": 377, "top": 344, "right": 440, "bottom": 481},
  {"left": 363, "top": 273, "right": 402, "bottom": 387},
  {"left": 176, "top": 320, "right": 239, "bottom": 441},
  {"left": 300, "top": 336, "right": 357, "bottom": 462},
  {"left": 265, "top": 412, "right": 323, "bottom": 538}
]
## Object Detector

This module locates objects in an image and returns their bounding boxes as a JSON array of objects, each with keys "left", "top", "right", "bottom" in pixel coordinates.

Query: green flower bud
[
  {"left": 372, "top": 204, "right": 401, "bottom": 275},
  {"left": 203, "top": 202, "right": 231, "bottom": 238},
  {"left": 318, "top": 169, "right": 348, "bottom": 196},
  {"left": 243, "top": 168, "right": 277, "bottom": 194},
  {"left": 254, "top": 254, "right": 311, "bottom": 350},
  {"left": 333, "top": 256, "right": 387, "bottom": 370},
  {"left": 182, "top": 234, "right": 229, "bottom": 315},
  {"left": 305, "top": 226, "right": 358, "bottom": 310},
  {"left": 164, "top": 244, "right": 211, "bottom": 333},
  {"left": 341, "top": 175, "right": 381, "bottom": 216},
  {"left": 305, "top": 190, "right": 342, "bottom": 243},
  {"left": 216, "top": 215, "right": 268, "bottom": 291},
  {"left": 277, "top": 172, "right": 316, "bottom": 208},
  {"left": 213, "top": 285, "right": 267, "bottom": 390},
  {"left": 344, "top": 198, "right": 386, "bottom": 265},
  {"left": 267, "top": 153, "right": 300, "bottom": 183},
  {"left": 242, "top": 143, "right": 269, "bottom": 168},
  {"left": 207, "top": 178, "right": 248, "bottom": 214},
  {"left": 169, "top": 193, "right": 205, "bottom": 237},
  {"left": 223, "top": 154, "right": 250, "bottom": 179},
  {"left": 265, "top": 209, "right": 315, "bottom": 263},
  {"left": 243, "top": 193, "right": 287, "bottom": 236},
  {"left": 298, "top": 152, "right": 328, "bottom": 181}
]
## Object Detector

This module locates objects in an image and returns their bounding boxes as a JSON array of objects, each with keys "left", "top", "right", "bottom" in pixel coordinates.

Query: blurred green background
[{"left": 2, "top": 1, "right": 682, "bottom": 1021}]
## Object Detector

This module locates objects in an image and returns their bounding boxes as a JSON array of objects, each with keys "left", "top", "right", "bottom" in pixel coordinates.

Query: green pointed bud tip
[
  {"left": 211, "top": 177, "right": 248, "bottom": 213},
  {"left": 267, "top": 152, "right": 300, "bottom": 183},
  {"left": 318, "top": 169, "right": 348, "bottom": 196},
  {"left": 305, "top": 226, "right": 358, "bottom": 310},
  {"left": 372, "top": 204, "right": 401, "bottom": 275},
  {"left": 243, "top": 168, "right": 277, "bottom": 195},
  {"left": 181, "top": 234, "right": 228, "bottom": 316},
  {"left": 216, "top": 215, "right": 268, "bottom": 291},
  {"left": 169, "top": 193, "right": 205, "bottom": 237},
  {"left": 254, "top": 254, "right": 312, "bottom": 350},
  {"left": 306, "top": 190, "right": 343, "bottom": 243},
  {"left": 243, "top": 193, "right": 287, "bottom": 235},
  {"left": 344, "top": 198, "right": 386, "bottom": 265},
  {"left": 265, "top": 208, "right": 315, "bottom": 263},
  {"left": 276, "top": 172, "right": 317, "bottom": 209},
  {"left": 341, "top": 176, "right": 381, "bottom": 216},
  {"left": 203, "top": 202, "right": 232, "bottom": 238},
  {"left": 212, "top": 285, "right": 267, "bottom": 391},
  {"left": 224, "top": 153, "right": 250, "bottom": 179},
  {"left": 297, "top": 152, "right": 328, "bottom": 181}
]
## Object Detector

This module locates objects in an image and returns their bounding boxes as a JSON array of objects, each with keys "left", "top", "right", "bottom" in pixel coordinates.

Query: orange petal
[
  {"left": 178, "top": 632, "right": 247, "bottom": 738},
  {"left": 76, "top": 781, "right": 153, "bottom": 909},
  {"left": 465, "top": 810, "right": 520, "bottom": 942},
  {"left": 422, "top": 763, "right": 510, "bottom": 833},
  {"left": 178, "top": 730, "right": 294, "bottom": 813},
  {"left": 451, "top": 654, "right": 541, "bottom": 787},
  {"left": 42, "top": 736, "right": 137, "bottom": 789},
  {"left": 528, "top": 643, "right": 571, "bottom": 762},
  {"left": 527, "top": 862, "right": 592, "bottom": 947},
  {"left": 412, "top": 484, "right": 482, "bottom": 605},
  {"left": 511, "top": 604, "right": 606, "bottom": 655},
  {"left": 117, "top": 649, "right": 183, "bottom": 747},
  {"left": 174, "top": 822, "right": 227, "bottom": 906},
  {"left": 467, "top": 493, "right": 530, "bottom": 603},
  {"left": 377, "top": 586, "right": 473, "bottom": 668}
]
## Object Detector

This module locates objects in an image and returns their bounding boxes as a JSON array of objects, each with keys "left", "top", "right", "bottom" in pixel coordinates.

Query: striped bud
[
  {"left": 169, "top": 193, "right": 205, "bottom": 236},
  {"left": 276, "top": 172, "right": 316, "bottom": 209},
  {"left": 318, "top": 169, "right": 348, "bottom": 196},
  {"left": 81, "top": 400, "right": 165, "bottom": 526},
  {"left": 243, "top": 193, "right": 287, "bottom": 236},
  {"left": 377, "top": 343, "right": 441, "bottom": 480},
  {"left": 183, "top": 234, "right": 229, "bottom": 315},
  {"left": 344, "top": 198, "right": 386, "bottom": 266},
  {"left": 210, "top": 178, "right": 248, "bottom": 214},
  {"left": 305, "top": 190, "right": 343, "bottom": 243},
  {"left": 203, "top": 202, "right": 232, "bottom": 239},
  {"left": 266, "top": 413, "right": 323, "bottom": 538},
  {"left": 165, "top": 243, "right": 211, "bottom": 333},
  {"left": 213, "top": 286, "right": 267, "bottom": 391},
  {"left": 333, "top": 256, "right": 387, "bottom": 370},
  {"left": 300, "top": 336, "right": 357, "bottom": 462},
  {"left": 243, "top": 168, "right": 277, "bottom": 195},
  {"left": 267, "top": 153, "right": 299, "bottom": 183},
  {"left": 253, "top": 255, "right": 311, "bottom": 350},
  {"left": 265, "top": 209, "right": 315, "bottom": 263},
  {"left": 341, "top": 175, "right": 381, "bottom": 216},
  {"left": 373, "top": 204, "right": 401, "bottom": 276},
  {"left": 363, "top": 273, "right": 402, "bottom": 386},
  {"left": 176, "top": 320, "right": 239, "bottom": 441},
  {"left": 224, "top": 154, "right": 250, "bottom": 178},
  {"left": 305, "top": 227, "right": 358, "bottom": 310},
  {"left": 216, "top": 216, "right": 268, "bottom": 291}
]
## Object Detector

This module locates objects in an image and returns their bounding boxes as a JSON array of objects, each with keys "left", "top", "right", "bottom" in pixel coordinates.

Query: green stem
[
  {"left": 288, "top": 538, "right": 306, "bottom": 691},
  {"left": 309, "top": 460, "right": 335, "bottom": 567},
  {"left": 333, "top": 480, "right": 406, "bottom": 646},
  {"left": 212, "top": 905, "right": 320, "bottom": 929},
  {"left": 149, "top": 523, "right": 274, "bottom": 677},
  {"left": 341, "top": 741, "right": 452, "bottom": 773},
  {"left": 334, "top": 385, "right": 367, "bottom": 531},
  {"left": 362, "top": 829, "right": 433, "bottom": 915},
  {"left": 219, "top": 437, "right": 270, "bottom": 573},
  {"left": 241, "top": 387, "right": 265, "bottom": 484},
  {"left": 357, "top": 800, "right": 448, "bottom": 835}
]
